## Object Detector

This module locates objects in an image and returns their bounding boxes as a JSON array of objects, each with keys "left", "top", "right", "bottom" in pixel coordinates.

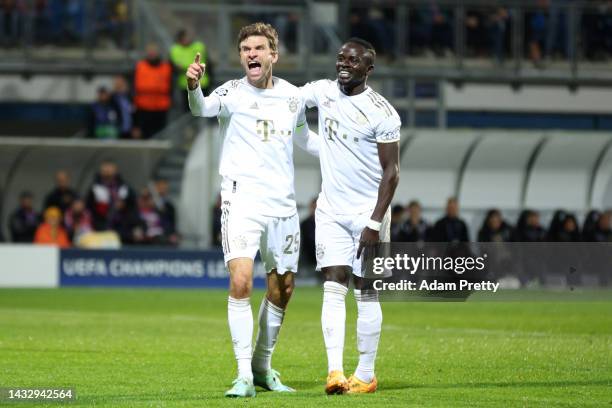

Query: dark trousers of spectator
[
  {"left": 182, "top": 90, "right": 191, "bottom": 113},
  {"left": 546, "top": 9, "right": 568, "bottom": 58},
  {"left": 1, "top": 10, "right": 22, "bottom": 45},
  {"left": 135, "top": 110, "right": 168, "bottom": 139},
  {"left": 432, "top": 22, "right": 453, "bottom": 55},
  {"left": 490, "top": 24, "right": 506, "bottom": 63}
]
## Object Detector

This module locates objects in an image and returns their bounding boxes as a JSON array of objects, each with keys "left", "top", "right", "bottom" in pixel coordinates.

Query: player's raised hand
[{"left": 186, "top": 52, "right": 206, "bottom": 90}]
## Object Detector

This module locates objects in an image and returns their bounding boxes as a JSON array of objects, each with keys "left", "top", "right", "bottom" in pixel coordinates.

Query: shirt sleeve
[
  {"left": 296, "top": 98, "right": 307, "bottom": 127},
  {"left": 187, "top": 87, "right": 221, "bottom": 117},
  {"left": 188, "top": 82, "right": 236, "bottom": 118},
  {"left": 374, "top": 111, "right": 402, "bottom": 144},
  {"left": 294, "top": 122, "right": 320, "bottom": 158},
  {"left": 293, "top": 96, "right": 320, "bottom": 157},
  {"left": 300, "top": 81, "right": 319, "bottom": 109}
]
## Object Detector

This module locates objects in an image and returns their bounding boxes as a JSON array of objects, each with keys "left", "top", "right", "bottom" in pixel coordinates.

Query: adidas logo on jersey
[
  {"left": 250, "top": 102, "right": 259, "bottom": 109},
  {"left": 323, "top": 97, "right": 334, "bottom": 108}
]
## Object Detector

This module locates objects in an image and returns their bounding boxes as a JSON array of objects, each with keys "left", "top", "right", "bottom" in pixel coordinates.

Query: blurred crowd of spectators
[
  {"left": 4, "top": 161, "right": 178, "bottom": 248},
  {"left": 348, "top": 1, "right": 612, "bottom": 65},
  {"left": 0, "top": 0, "right": 131, "bottom": 48},
  {"left": 88, "top": 30, "right": 210, "bottom": 140},
  {"left": 294, "top": 196, "right": 612, "bottom": 251},
  {"left": 4, "top": 1, "right": 612, "bottom": 65},
  {"left": 386, "top": 198, "right": 612, "bottom": 286},
  {"left": 385, "top": 198, "right": 612, "bottom": 244}
]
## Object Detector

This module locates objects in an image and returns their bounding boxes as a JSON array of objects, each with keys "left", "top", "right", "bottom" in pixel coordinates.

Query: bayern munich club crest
[
  {"left": 233, "top": 235, "right": 248, "bottom": 251},
  {"left": 287, "top": 97, "right": 299, "bottom": 113},
  {"left": 316, "top": 243, "right": 325, "bottom": 260}
]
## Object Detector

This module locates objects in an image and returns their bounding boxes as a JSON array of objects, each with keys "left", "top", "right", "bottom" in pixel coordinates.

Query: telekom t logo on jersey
[
  {"left": 256, "top": 119, "right": 293, "bottom": 142},
  {"left": 324, "top": 118, "right": 339, "bottom": 140},
  {"left": 324, "top": 117, "right": 358, "bottom": 143}
]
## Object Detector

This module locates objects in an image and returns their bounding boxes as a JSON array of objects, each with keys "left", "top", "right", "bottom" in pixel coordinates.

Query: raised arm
[{"left": 186, "top": 52, "right": 221, "bottom": 117}]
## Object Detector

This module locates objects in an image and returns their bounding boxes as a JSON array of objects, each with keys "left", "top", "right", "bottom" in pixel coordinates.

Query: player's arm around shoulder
[
  {"left": 293, "top": 90, "right": 321, "bottom": 158},
  {"left": 294, "top": 121, "right": 321, "bottom": 158},
  {"left": 299, "top": 79, "right": 331, "bottom": 109}
]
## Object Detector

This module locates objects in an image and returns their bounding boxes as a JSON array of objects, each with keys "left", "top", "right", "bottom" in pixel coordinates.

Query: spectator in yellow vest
[{"left": 170, "top": 29, "right": 211, "bottom": 111}]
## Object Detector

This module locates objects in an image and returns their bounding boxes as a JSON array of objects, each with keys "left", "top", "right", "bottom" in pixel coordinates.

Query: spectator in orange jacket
[
  {"left": 133, "top": 42, "right": 173, "bottom": 139},
  {"left": 34, "top": 206, "right": 71, "bottom": 248}
]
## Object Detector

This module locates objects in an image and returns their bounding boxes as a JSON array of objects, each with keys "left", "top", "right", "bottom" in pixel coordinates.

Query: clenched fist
[{"left": 186, "top": 52, "right": 206, "bottom": 91}]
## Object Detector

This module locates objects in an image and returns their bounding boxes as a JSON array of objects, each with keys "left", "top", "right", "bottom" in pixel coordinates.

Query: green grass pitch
[{"left": 0, "top": 287, "right": 610, "bottom": 407}]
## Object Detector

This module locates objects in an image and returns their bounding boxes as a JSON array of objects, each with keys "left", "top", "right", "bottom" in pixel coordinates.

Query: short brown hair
[{"left": 236, "top": 22, "right": 278, "bottom": 53}]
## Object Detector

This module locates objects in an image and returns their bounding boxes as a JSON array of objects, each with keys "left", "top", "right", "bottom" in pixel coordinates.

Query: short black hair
[
  {"left": 345, "top": 37, "right": 376, "bottom": 58},
  {"left": 176, "top": 29, "right": 187, "bottom": 42}
]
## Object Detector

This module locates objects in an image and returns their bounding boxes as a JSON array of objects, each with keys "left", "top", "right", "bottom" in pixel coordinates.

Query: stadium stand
[
  {"left": 0, "top": 137, "right": 170, "bottom": 243},
  {"left": 2, "top": 0, "right": 612, "bottom": 261}
]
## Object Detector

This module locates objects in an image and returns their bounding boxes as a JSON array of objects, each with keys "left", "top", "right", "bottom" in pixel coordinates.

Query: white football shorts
[
  {"left": 315, "top": 196, "right": 391, "bottom": 277},
  {"left": 220, "top": 180, "right": 300, "bottom": 275}
]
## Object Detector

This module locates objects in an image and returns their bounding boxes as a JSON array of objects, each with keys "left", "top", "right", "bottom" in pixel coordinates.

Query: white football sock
[
  {"left": 354, "top": 289, "right": 382, "bottom": 383},
  {"left": 252, "top": 297, "right": 285, "bottom": 374},
  {"left": 321, "top": 281, "right": 348, "bottom": 373},
  {"left": 228, "top": 296, "right": 253, "bottom": 381}
]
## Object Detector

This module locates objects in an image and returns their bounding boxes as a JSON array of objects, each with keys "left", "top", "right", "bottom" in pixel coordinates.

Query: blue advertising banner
[{"left": 59, "top": 248, "right": 267, "bottom": 288}]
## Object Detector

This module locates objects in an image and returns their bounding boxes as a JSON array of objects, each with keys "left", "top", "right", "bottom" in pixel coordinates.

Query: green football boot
[
  {"left": 224, "top": 377, "right": 256, "bottom": 398},
  {"left": 253, "top": 369, "right": 295, "bottom": 392}
]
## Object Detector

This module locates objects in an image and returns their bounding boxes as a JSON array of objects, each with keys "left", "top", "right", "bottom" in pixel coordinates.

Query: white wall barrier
[
  {"left": 0, "top": 244, "right": 59, "bottom": 288},
  {"left": 0, "top": 245, "right": 264, "bottom": 289}
]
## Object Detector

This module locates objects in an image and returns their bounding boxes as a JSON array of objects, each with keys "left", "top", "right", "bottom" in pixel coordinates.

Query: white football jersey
[
  {"left": 189, "top": 77, "right": 306, "bottom": 217},
  {"left": 301, "top": 79, "right": 401, "bottom": 215}
]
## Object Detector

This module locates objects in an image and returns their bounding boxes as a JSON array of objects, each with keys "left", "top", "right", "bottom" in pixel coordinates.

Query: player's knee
[
  {"left": 266, "top": 284, "right": 281, "bottom": 301},
  {"left": 325, "top": 275, "right": 349, "bottom": 286},
  {"left": 282, "top": 281, "right": 294, "bottom": 300},
  {"left": 354, "top": 277, "right": 376, "bottom": 291},
  {"left": 230, "top": 275, "right": 252, "bottom": 298},
  {"left": 232, "top": 285, "right": 251, "bottom": 299},
  {"left": 323, "top": 267, "right": 350, "bottom": 286}
]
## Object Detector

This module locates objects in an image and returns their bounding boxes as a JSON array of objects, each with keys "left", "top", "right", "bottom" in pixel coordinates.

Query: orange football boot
[
  {"left": 325, "top": 370, "right": 348, "bottom": 395},
  {"left": 346, "top": 374, "right": 377, "bottom": 394}
]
